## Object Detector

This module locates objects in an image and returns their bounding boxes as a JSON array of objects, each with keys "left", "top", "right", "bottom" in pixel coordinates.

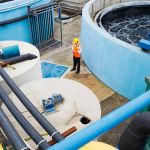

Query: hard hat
[{"left": 73, "top": 38, "right": 79, "bottom": 44}]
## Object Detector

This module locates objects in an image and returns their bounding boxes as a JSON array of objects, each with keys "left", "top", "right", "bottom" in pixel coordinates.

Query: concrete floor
[{"left": 41, "top": 15, "right": 129, "bottom": 147}]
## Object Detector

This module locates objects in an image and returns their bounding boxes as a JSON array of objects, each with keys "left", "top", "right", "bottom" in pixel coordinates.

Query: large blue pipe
[{"left": 47, "top": 90, "right": 150, "bottom": 150}]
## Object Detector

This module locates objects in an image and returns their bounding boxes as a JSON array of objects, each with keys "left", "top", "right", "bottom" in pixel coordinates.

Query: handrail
[{"left": 47, "top": 90, "right": 150, "bottom": 150}]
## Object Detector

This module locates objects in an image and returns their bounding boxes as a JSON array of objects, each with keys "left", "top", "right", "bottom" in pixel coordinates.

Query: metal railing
[{"left": 47, "top": 90, "right": 150, "bottom": 150}]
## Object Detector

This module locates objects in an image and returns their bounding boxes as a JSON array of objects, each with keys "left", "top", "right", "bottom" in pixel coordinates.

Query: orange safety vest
[{"left": 72, "top": 44, "right": 80, "bottom": 58}]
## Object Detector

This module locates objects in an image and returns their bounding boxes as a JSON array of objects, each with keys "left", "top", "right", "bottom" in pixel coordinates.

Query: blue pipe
[{"left": 47, "top": 90, "right": 150, "bottom": 150}]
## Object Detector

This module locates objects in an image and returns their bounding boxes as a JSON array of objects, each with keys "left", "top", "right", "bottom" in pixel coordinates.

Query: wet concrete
[
  {"left": 41, "top": 14, "right": 130, "bottom": 147},
  {"left": 99, "top": 93, "right": 129, "bottom": 147}
]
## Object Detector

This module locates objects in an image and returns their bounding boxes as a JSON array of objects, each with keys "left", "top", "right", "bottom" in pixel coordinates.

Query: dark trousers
[{"left": 73, "top": 56, "right": 80, "bottom": 72}]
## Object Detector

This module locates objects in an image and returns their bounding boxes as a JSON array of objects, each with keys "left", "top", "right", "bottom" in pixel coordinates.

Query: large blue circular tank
[{"left": 81, "top": 1, "right": 150, "bottom": 100}]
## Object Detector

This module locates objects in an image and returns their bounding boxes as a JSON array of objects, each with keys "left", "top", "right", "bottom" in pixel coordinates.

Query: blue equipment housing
[
  {"left": 0, "top": 45, "right": 20, "bottom": 59},
  {"left": 42, "top": 93, "right": 64, "bottom": 112},
  {"left": 139, "top": 39, "right": 150, "bottom": 51}
]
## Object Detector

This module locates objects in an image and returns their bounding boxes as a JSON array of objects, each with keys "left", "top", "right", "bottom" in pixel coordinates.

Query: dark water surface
[{"left": 100, "top": 14, "right": 150, "bottom": 45}]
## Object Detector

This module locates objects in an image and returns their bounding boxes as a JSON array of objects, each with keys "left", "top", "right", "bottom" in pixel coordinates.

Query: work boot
[
  {"left": 71, "top": 68, "right": 76, "bottom": 71},
  {"left": 76, "top": 70, "right": 80, "bottom": 74}
]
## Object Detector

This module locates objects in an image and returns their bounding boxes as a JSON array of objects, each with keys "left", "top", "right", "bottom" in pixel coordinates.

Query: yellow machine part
[
  {"left": 79, "top": 141, "right": 117, "bottom": 150},
  {"left": 0, "top": 144, "right": 4, "bottom": 150}
]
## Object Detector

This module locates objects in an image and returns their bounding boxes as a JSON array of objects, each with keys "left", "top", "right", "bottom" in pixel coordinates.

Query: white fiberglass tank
[
  {"left": 0, "top": 41, "right": 42, "bottom": 94},
  {"left": 2, "top": 78, "right": 101, "bottom": 149}
]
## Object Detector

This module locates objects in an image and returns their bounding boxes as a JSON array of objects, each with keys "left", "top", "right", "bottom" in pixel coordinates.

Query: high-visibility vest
[{"left": 72, "top": 44, "right": 80, "bottom": 58}]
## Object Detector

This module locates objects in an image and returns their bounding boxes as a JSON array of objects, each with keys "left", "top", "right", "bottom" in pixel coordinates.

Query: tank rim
[
  {"left": 0, "top": 0, "right": 40, "bottom": 12},
  {"left": 94, "top": 1, "right": 150, "bottom": 46}
]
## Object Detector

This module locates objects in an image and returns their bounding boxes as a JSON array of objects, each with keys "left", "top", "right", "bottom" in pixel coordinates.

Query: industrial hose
[{"left": 118, "top": 112, "right": 150, "bottom": 150}]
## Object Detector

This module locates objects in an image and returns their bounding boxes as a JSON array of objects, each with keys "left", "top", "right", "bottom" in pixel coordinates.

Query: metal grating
[{"left": 28, "top": 3, "right": 62, "bottom": 50}]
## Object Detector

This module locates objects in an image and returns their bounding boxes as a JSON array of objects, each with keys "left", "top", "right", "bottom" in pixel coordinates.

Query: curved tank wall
[
  {"left": 0, "top": 0, "right": 51, "bottom": 43},
  {"left": 81, "top": 0, "right": 150, "bottom": 100}
]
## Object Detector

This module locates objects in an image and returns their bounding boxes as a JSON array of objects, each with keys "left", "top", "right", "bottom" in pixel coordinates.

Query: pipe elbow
[{"left": 118, "top": 112, "right": 150, "bottom": 150}]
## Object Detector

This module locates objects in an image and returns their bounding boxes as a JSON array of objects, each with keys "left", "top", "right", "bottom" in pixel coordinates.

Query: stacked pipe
[
  {"left": 0, "top": 66, "right": 64, "bottom": 149},
  {"left": 0, "top": 85, "right": 50, "bottom": 150},
  {"left": 0, "top": 108, "right": 29, "bottom": 150}
]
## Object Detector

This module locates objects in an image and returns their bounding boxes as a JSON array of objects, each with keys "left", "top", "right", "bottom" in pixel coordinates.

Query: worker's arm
[{"left": 79, "top": 45, "right": 82, "bottom": 54}]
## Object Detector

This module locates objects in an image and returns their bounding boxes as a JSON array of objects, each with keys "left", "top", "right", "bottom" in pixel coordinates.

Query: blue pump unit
[{"left": 42, "top": 93, "right": 64, "bottom": 112}]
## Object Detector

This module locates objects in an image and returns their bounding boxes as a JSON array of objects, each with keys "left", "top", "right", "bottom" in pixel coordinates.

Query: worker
[{"left": 71, "top": 38, "right": 81, "bottom": 74}]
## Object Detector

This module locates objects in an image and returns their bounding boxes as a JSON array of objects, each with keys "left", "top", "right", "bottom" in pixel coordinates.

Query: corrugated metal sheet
[
  {"left": 28, "top": 3, "right": 62, "bottom": 50},
  {"left": 29, "top": 5, "right": 54, "bottom": 47}
]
